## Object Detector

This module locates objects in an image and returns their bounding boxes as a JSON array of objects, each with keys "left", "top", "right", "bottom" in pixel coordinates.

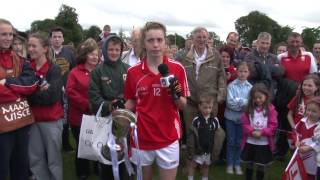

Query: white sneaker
[
  {"left": 235, "top": 166, "right": 243, "bottom": 175},
  {"left": 226, "top": 165, "right": 234, "bottom": 174}
]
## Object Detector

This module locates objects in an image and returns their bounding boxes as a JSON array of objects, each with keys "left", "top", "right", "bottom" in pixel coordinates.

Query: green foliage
[
  {"left": 301, "top": 27, "right": 320, "bottom": 50},
  {"left": 29, "top": 4, "right": 83, "bottom": 45},
  {"left": 208, "top": 31, "right": 224, "bottom": 48},
  {"left": 235, "top": 11, "right": 292, "bottom": 47},
  {"left": 167, "top": 33, "right": 185, "bottom": 49},
  {"left": 83, "top": 25, "right": 102, "bottom": 41},
  {"left": 274, "top": 25, "right": 293, "bottom": 44},
  {"left": 54, "top": 4, "right": 83, "bottom": 45},
  {"left": 30, "top": 19, "right": 56, "bottom": 33},
  {"left": 26, "top": 6, "right": 320, "bottom": 52}
]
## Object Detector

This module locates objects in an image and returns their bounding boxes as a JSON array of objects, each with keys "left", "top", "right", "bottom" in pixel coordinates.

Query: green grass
[{"left": 63, "top": 138, "right": 289, "bottom": 180}]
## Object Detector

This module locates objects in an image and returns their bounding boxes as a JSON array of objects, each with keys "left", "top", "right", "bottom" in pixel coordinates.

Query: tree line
[{"left": 23, "top": 4, "right": 320, "bottom": 50}]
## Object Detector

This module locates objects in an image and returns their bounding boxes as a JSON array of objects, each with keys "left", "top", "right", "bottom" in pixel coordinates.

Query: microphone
[{"left": 158, "top": 64, "right": 174, "bottom": 87}]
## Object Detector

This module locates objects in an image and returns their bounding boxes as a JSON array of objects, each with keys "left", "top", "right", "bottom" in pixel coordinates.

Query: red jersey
[
  {"left": 278, "top": 50, "right": 317, "bottom": 83},
  {"left": 124, "top": 56, "right": 189, "bottom": 150},
  {"left": 30, "top": 60, "right": 63, "bottom": 122},
  {"left": 66, "top": 64, "right": 91, "bottom": 126},
  {"left": 287, "top": 96, "right": 308, "bottom": 125},
  {"left": 295, "top": 117, "right": 319, "bottom": 175}
]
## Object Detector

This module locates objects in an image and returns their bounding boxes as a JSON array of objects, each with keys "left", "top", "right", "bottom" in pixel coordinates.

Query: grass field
[{"left": 63, "top": 143, "right": 289, "bottom": 180}]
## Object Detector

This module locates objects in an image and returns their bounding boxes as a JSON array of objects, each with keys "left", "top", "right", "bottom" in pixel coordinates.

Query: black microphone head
[{"left": 158, "top": 64, "right": 169, "bottom": 76}]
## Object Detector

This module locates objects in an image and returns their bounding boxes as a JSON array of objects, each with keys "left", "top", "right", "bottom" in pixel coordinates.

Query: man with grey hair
[
  {"left": 180, "top": 27, "right": 226, "bottom": 179},
  {"left": 122, "top": 28, "right": 141, "bottom": 66},
  {"left": 244, "top": 32, "right": 283, "bottom": 89}
]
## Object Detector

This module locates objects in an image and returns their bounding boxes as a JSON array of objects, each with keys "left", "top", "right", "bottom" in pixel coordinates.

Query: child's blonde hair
[
  {"left": 198, "top": 95, "right": 214, "bottom": 106},
  {"left": 306, "top": 96, "right": 320, "bottom": 110}
]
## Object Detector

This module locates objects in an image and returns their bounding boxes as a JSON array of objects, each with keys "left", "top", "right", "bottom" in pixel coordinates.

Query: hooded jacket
[{"left": 89, "top": 35, "right": 129, "bottom": 116}]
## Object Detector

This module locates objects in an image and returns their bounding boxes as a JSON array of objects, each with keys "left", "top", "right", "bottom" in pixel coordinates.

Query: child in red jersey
[
  {"left": 287, "top": 74, "right": 320, "bottom": 149},
  {"left": 294, "top": 97, "right": 320, "bottom": 180}
]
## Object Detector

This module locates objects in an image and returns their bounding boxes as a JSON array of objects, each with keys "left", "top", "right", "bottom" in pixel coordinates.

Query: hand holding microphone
[
  {"left": 158, "top": 64, "right": 182, "bottom": 100},
  {"left": 169, "top": 77, "right": 182, "bottom": 100}
]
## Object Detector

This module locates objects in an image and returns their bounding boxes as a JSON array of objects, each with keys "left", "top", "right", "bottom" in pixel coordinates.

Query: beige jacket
[{"left": 180, "top": 46, "right": 227, "bottom": 105}]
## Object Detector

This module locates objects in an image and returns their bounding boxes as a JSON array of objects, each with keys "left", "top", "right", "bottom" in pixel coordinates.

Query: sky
[{"left": 2, "top": 0, "right": 320, "bottom": 40}]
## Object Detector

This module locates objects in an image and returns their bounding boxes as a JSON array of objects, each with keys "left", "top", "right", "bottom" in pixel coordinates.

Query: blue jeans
[{"left": 226, "top": 119, "right": 243, "bottom": 166}]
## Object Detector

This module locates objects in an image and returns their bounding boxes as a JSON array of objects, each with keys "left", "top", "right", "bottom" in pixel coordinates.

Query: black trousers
[
  {"left": 0, "top": 125, "right": 30, "bottom": 180},
  {"left": 275, "top": 109, "right": 291, "bottom": 157},
  {"left": 100, "top": 162, "right": 130, "bottom": 180},
  {"left": 71, "top": 126, "right": 91, "bottom": 177}
]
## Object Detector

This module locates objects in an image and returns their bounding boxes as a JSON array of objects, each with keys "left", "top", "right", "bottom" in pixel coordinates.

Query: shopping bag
[
  {"left": 77, "top": 113, "right": 100, "bottom": 161},
  {"left": 0, "top": 97, "right": 34, "bottom": 133},
  {"left": 77, "top": 102, "right": 110, "bottom": 162}
]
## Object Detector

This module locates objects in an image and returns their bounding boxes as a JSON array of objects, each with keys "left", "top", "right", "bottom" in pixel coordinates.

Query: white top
[
  {"left": 193, "top": 47, "right": 207, "bottom": 80},
  {"left": 128, "top": 49, "right": 140, "bottom": 66},
  {"left": 247, "top": 109, "right": 268, "bottom": 145}
]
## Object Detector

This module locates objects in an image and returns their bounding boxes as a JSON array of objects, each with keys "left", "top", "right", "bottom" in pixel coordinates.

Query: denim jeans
[{"left": 225, "top": 119, "right": 243, "bottom": 166}]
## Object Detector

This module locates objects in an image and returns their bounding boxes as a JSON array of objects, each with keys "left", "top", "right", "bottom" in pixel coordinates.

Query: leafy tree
[
  {"left": 54, "top": 4, "right": 83, "bottom": 44},
  {"left": 301, "top": 27, "right": 320, "bottom": 50},
  {"left": 167, "top": 33, "right": 185, "bottom": 49},
  {"left": 235, "top": 11, "right": 282, "bottom": 46},
  {"left": 208, "top": 31, "right": 223, "bottom": 48},
  {"left": 29, "top": 4, "right": 83, "bottom": 45},
  {"left": 83, "top": 25, "right": 102, "bottom": 40},
  {"left": 30, "top": 19, "right": 56, "bottom": 34},
  {"left": 273, "top": 25, "right": 293, "bottom": 44}
]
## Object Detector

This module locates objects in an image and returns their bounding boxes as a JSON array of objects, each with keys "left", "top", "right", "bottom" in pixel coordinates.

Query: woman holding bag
[
  {"left": 27, "top": 32, "right": 64, "bottom": 180},
  {"left": 88, "top": 35, "right": 130, "bottom": 180},
  {"left": 0, "top": 18, "right": 37, "bottom": 180},
  {"left": 66, "top": 38, "right": 99, "bottom": 180}
]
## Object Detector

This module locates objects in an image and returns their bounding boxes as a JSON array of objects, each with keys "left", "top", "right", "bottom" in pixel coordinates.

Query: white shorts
[
  {"left": 193, "top": 153, "right": 211, "bottom": 166},
  {"left": 131, "top": 140, "right": 179, "bottom": 169}
]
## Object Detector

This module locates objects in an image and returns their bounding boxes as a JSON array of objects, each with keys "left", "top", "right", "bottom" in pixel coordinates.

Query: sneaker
[
  {"left": 235, "top": 166, "right": 243, "bottom": 175},
  {"left": 226, "top": 165, "right": 234, "bottom": 174}
]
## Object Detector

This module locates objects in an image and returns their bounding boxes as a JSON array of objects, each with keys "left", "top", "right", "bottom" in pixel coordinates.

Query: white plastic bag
[{"left": 77, "top": 113, "right": 102, "bottom": 161}]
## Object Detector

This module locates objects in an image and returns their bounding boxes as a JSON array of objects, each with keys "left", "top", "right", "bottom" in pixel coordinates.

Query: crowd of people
[{"left": 1, "top": 17, "right": 320, "bottom": 180}]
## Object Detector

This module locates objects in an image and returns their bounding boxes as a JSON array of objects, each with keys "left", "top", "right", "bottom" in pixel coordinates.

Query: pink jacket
[{"left": 241, "top": 104, "right": 278, "bottom": 152}]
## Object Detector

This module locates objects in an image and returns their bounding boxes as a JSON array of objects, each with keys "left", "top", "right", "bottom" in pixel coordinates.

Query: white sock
[
  {"left": 188, "top": 176, "right": 194, "bottom": 180},
  {"left": 202, "top": 177, "right": 208, "bottom": 180}
]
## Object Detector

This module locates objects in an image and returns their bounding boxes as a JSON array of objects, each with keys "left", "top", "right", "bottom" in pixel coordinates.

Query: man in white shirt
[{"left": 122, "top": 28, "right": 141, "bottom": 66}]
